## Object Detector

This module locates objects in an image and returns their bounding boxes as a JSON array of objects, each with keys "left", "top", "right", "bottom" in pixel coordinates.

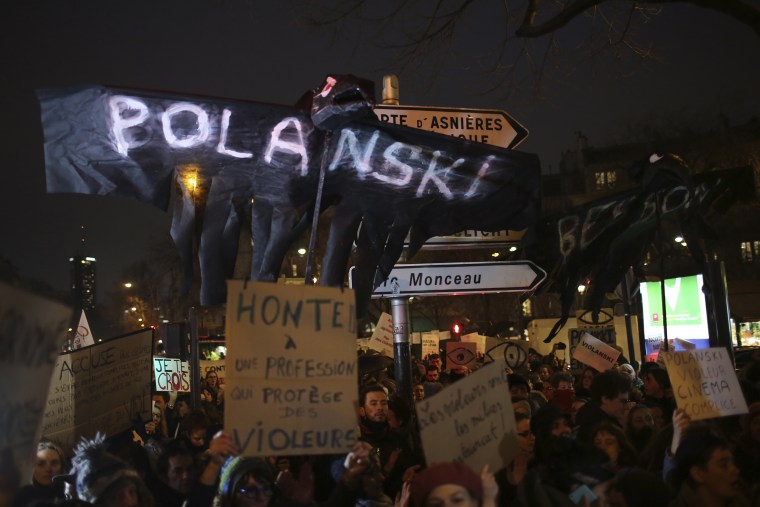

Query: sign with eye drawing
[{"left": 446, "top": 341, "right": 478, "bottom": 371}]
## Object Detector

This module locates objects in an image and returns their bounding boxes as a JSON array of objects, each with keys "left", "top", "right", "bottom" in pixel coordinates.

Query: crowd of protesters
[{"left": 5, "top": 341, "right": 760, "bottom": 507}]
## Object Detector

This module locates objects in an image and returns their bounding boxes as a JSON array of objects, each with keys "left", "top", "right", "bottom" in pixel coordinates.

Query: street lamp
[{"left": 123, "top": 282, "right": 133, "bottom": 288}]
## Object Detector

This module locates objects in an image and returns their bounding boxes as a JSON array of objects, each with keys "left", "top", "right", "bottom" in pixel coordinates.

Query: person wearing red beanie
[{"left": 409, "top": 462, "right": 497, "bottom": 507}]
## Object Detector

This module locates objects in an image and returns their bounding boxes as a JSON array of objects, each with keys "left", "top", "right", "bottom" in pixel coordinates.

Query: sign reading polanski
[
  {"left": 661, "top": 347, "right": 748, "bottom": 421},
  {"left": 225, "top": 281, "right": 358, "bottom": 456}
]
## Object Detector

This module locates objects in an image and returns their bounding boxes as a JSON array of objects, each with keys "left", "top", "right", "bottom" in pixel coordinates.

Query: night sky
[{"left": 1, "top": 1, "right": 758, "bottom": 301}]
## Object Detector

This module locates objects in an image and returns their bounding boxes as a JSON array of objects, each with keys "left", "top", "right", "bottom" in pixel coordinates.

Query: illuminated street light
[
  {"left": 297, "top": 248, "right": 307, "bottom": 255},
  {"left": 491, "top": 252, "right": 500, "bottom": 258},
  {"left": 131, "top": 306, "right": 137, "bottom": 311},
  {"left": 577, "top": 284, "right": 587, "bottom": 294},
  {"left": 509, "top": 246, "right": 518, "bottom": 252},
  {"left": 123, "top": 282, "right": 133, "bottom": 288},
  {"left": 674, "top": 235, "right": 684, "bottom": 243}
]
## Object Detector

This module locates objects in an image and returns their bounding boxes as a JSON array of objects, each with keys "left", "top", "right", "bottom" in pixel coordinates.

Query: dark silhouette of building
[{"left": 70, "top": 254, "right": 97, "bottom": 311}]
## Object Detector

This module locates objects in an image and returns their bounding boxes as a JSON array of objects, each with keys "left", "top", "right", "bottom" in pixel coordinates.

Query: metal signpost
[{"left": 373, "top": 76, "right": 534, "bottom": 406}]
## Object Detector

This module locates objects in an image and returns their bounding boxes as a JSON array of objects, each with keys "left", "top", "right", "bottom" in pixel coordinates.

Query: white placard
[
  {"left": 662, "top": 347, "right": 749, "bottom": 421},
  {"left": 416, "top": 361, "right": 517, "bottom": 472},
  {"left": 72, "top": 310, "right": 95, "bottom": 349},
  {"left": 154, "top": 357, "right": 191, "bottom": 392},
  {"left": 368, "top": 312, "right": 394, "bottom": 357},
  {"left": 421, "top": 332, "right": 440, "bottom": 360},
  {"left": 572, "top": 332, "right": 621, "bottom": 371}
]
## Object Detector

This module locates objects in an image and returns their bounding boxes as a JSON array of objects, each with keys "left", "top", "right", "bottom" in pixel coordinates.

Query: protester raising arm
[{"left": 662, "top": 408, "right": 691, "bottom": 482}]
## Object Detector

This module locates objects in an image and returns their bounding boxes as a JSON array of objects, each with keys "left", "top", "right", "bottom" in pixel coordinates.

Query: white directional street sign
[
  {"left": 415, "top": 229, "right": 526, "bottom": 250},
  {"left": 351, "top": 261, "right": 546, "bottom": 298},
  {"left": 374, "top": 104, "right": 528, "bottom": 149}
]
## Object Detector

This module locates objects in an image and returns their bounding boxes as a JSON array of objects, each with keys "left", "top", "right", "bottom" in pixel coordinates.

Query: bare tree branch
[{"left": 517, "top": 0, "right": 759, "bottom": 38}]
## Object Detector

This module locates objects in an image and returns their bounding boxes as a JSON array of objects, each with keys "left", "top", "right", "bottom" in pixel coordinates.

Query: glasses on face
[{"left": 238, "top": 483, "right": 273, "bottom": 499}]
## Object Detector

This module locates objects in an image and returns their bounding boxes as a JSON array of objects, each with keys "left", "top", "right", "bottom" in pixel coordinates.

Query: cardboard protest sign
[
  {"left": 200, "top": 359, "right": 226, "bottom": 385},
  {"left": 421, "top": 332, "right": 440, "bottom": 360},
  {"left": 367, "top": 312, "right": 394, "bottom": 357},
  {"left": 486, "top": 340, "right": 530, "bottom": 371},
  {"left": 0, "top": 283, "right": 70, "bottom": 487},
  {"left": 72, "top": 310, "right": 95, "bottom": 349},
  {"left": 462, "top": 332, "right": 486, "bottom": 355},
  {"left": 572, "top": 332, "right": 620, "bottom": 372},
  {"left": 446, "top": 341, "right": 478, "bottom": 370},
  {"left": 225, "top": 280, "right": 358, "bottom": 456},
  {"left": 41, "top": 329, "right": 153, "bottom": 453},
  {"left": 416, "top": 361, "right": 517, "bottom": 472},
  {"left": 662, "top": 347, "right": 748, "bottom": 421},
  {"left": 568, "top": 325, "right": 617, "bottom": 372},
  {"left": 154, "top": 358, "right": 191, "bottom": 392}
]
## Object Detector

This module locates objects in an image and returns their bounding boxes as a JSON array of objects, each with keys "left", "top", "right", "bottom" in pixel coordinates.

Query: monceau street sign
[
  {"left": 351, "top": 261, "right": 546, "bottom": 298},
  {"left": 374, "top": 104, "right": 528, "bottom": 149}
]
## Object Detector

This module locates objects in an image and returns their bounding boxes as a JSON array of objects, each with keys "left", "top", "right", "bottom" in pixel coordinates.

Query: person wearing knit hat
[
  {"left": 410, "top": 462, "right": 497, "bottom": 507},
  {"left": 66, "top": 433, "right": 154, "bottom": 507},
  {"left": 214, "top": 456, "right": 276, "bottom": 507}
]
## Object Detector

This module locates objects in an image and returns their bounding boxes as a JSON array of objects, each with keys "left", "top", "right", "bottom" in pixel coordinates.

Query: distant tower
[{"left": 70, "top": 225, "right": 96, "bottom": 311}]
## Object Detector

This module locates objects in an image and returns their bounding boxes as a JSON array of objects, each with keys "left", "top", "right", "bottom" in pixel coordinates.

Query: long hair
[{"left": 592, "top": 421, "right": 638, "bottom": 468}]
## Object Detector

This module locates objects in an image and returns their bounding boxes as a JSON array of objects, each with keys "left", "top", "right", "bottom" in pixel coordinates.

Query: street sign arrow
[
  {"left": 374, "top": 104, "right": 528, "bottom": 149},
  {"left": 350, "top": 261, "right": 546, "bottom": 299}
]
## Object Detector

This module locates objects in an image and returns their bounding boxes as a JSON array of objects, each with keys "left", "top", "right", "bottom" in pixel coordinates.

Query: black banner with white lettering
[
  {"left": 541, "top": 158, "right": 755, "bottom": 343},
  {"left": 38, "top": 77, "right": 542, "bottom": 311}
]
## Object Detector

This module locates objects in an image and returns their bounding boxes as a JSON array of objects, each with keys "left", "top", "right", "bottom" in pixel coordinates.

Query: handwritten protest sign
[
  {"left": 421, "top": 332, "right": 440, "bottom": 360},
  {"left": 0, "top": 283, "right": 70, "bottom": 487},
  {"left": 41, "top": 329, "right": 153, "bottom": 453},
  {"left": 416, "top": 361, "right": 517, "bottom": 472},
  {"left": 662, "top": 347, "right": 748, "bottom": 421},
  {"left": 154, "top": 358, "right": 190, "bottom": 392},
  {"left": 72, "top": 310, "right": 96, "bottom": 349},
  {"left": 200, "top": 359, "right": 226, "bottom": 385},
  {"left": 572, "top": 332, "right": 620, "bottom": 372},
  {"left": 367, "top": 312, "right": 394, "bottom": 357},
  {"left": 225, "top": 281, "right": 358, "bottom": 456},
  {"left": 446, "top": 341, "right": 478, "bottom": 370},
  {"left": 462, "top": 332, "right": 486, "bottom": 355}
]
